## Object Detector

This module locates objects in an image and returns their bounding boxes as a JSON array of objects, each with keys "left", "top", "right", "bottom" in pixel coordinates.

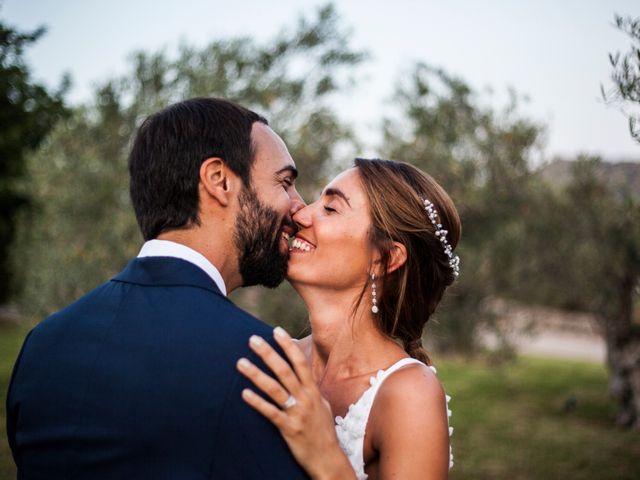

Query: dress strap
[
  {"left": 380, "top": 357, "right": 426, "bottom": 377},
  {"left": 368, "top": 357, "right": 427, "bottom": 396}
]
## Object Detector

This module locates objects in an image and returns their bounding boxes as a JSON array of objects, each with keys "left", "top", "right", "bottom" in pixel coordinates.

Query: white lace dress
[{"left": 334, "top": 358, "right": 454, "bottom": 480}]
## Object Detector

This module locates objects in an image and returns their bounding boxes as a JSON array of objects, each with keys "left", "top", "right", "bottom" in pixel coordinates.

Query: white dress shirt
[{"left": 137, "top": 239, "right": 227, "bottom": 296}]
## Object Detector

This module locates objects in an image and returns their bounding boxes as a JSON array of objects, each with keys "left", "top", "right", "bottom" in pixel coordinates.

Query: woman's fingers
[
  {"left": 246, "top": 335, "right": 302, "bottom": 397},
  {"left": 238, "top": 330, "right": 356, "bottom": 479},
  {"left": 240, "top": 388, "right": 287, "bottom": 428},
  {"left": 273, "top": 327, "right": 315, "bottom": 386},
  {"left": 237, "top": 357, "right": 291, "bottom": 407}
]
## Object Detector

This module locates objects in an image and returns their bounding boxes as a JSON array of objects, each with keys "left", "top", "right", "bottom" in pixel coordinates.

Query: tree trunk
[
  {"left": 607, "top": 333, "right": 640, "bottom": 429},
  {"left": 605, "top": 268, "right": 640, "bottom": 429}
]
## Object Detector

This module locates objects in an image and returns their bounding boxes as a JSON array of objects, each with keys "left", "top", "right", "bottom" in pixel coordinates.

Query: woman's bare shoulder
[
  {"left": 369, "top": 362, "right": 448, "bottom": 445},
  {"left": 368, "top": 362, "right": 450, "bottom": 476},
  {"left": 377, "top": 362, "right": 446, "bottom": 410}
]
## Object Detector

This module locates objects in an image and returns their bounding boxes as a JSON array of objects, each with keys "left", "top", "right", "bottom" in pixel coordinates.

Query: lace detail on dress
[{"left": 334, "top": 358, "right": 454, "bottom": 480}]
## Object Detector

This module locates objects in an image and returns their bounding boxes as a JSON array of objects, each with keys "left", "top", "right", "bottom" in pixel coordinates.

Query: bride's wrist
[{"left": 310, "top": 445, "right": 356, "bottom": 480}]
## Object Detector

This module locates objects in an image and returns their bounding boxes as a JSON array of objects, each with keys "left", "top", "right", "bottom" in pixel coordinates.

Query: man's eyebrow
[
  {"left": 323, "top": 187, "right": 351, "bottom": 207},
  {"left": 275, "top": 166, "right": 298, "bottom": 180}
]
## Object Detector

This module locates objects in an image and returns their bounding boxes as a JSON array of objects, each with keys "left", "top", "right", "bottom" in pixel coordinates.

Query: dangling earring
[{"left": 371, "top": 273, "right": 379, "bottom": 314}]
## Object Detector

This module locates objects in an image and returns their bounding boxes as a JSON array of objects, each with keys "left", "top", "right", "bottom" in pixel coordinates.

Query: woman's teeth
[{"left": 291, "top": 238, "right": 312, "bottom": 252}]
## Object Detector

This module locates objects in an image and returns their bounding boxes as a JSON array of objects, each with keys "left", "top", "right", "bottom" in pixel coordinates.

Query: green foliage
[
  {"left": 12, "top": 106, "right": 141, "bottom": 315},
  {"left": 382, "top": 64, "right": 545, "bottom": 351},
  {"left": 503, "top": 155, "right": 639, "bottom": 336},
  {"left": 597, "top": 15, "right": 640, "bottom": 332},
  {"left": 383, "top": 63, "right": 638, "bottom": 367},
  {"left": 558, "top": 158, "right": 639, "bottom": 324},
  {"left": 12, "top": 4, "right": 363, "bottom": 329},
  {"left": 0, "top": 20, "right": 69, "bottom": 301},
  {"left": 602, "top": 15, "right": 640, "bottom": 142}
]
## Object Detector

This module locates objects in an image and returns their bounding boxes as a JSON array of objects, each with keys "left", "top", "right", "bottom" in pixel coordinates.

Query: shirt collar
[{"left": 137, "top": 239, "right": 227, "bottom": 296}]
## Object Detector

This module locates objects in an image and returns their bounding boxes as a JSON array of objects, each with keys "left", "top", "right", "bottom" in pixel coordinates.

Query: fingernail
[
  {"left": 273, "top": 326, "right": 290, "bottom": 339},
  {"left": 237, "top": 358, "right": 251, "bottom": 370},
  {"left": 242, "top": 388, "right": 254, "bottom": 398},
  {"left": 249, "top": 335, "right": 264, "bottom": 347}
]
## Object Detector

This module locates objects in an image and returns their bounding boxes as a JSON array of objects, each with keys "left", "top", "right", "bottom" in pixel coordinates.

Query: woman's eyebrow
[{"left": 323, "top": 187, "right": 351, "bottom": 207}]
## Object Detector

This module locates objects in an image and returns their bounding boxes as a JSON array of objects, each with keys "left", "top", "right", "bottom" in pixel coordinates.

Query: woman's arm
[
  {"left": 237, "top": 327, "right": 357, "bottom": 480},
  {"left": 368, "top": 365, "right": 450, "bottom": 479}
]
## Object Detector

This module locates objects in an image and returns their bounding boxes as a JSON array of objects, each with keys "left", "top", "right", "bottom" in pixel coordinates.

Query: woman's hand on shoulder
[
  {"left": 370, "top": 363, "right": 450, "bottom": 480},
  {"left": 237, "top": 327, "right": 356, "bottom": 480}
]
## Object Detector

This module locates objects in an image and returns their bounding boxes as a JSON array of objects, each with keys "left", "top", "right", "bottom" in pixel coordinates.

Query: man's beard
[{"left": 234, "top": 186, "right": 292, "bottom": 288}]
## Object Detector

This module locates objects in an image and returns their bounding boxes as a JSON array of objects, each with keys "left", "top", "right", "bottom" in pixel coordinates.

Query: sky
[{"left": 2, "top": 0, "right": 640, "bottom": 161}]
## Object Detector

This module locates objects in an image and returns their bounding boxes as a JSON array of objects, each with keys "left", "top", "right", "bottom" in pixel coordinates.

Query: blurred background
[{"left": 1, "top": 1, "right": 639, "bottom": 478}]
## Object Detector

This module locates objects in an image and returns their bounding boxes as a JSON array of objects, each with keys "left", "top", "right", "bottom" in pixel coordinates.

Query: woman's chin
[
  {"left": 285, "top": 263, "right": 307, "bottom": 289},
  {"left": 285, "top": 268, "right": 300, "bottom": 285}
]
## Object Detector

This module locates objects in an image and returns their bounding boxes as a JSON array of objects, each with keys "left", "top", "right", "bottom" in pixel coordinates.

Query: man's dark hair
[{"left": 129, "top": 97, "right": 268, "bottom": 240}]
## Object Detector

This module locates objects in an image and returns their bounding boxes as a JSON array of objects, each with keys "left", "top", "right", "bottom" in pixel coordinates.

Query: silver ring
[{"left": 282, "top": 394, "right": 297, "bottom": 410}]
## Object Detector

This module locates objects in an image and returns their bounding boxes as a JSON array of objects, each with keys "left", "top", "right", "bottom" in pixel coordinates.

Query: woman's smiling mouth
[{"left": 289, "top": 235, "right": 315, "bottom": 252}]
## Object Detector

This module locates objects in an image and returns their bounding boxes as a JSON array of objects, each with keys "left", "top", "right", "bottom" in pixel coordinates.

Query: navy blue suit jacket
[{"left": 6, "top": 257, "right": 308, "bottom": 479}]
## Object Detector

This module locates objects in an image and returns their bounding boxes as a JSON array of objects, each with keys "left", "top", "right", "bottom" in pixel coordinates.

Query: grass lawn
[
  {"left": 439, "top": 355, "right": 640, "bottom": 479},
  {"left": 1, "top": 323, "right": 29, "bottom": 480},
  {"left": 1, "top": 322, "right": 639, "bottom": 479}
]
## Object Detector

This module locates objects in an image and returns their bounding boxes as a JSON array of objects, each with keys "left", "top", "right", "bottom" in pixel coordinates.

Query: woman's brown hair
[{"left": 355, "top": 158, "right": 461, "bottom": 364}]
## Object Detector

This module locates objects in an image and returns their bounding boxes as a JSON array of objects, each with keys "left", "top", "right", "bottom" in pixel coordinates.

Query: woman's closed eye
[{"left": 323, "top": 205, "right": 337, "bottom": 214}]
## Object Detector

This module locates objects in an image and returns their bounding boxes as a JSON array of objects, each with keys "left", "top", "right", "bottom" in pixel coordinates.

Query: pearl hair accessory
[
  {"left": 371, "top": 273, "right": 379, "bottom": 314},
  {"left": 422, "top": 199, "right": 460, "bottom": 277}
]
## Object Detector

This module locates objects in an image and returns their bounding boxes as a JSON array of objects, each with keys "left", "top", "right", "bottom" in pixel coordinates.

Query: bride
[{"left": 236, "top": 158, "right": 460, "bottom": 479}]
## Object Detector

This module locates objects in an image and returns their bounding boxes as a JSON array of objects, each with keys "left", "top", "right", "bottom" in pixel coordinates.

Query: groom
[{"left": 6, "top": 98, "right": 308, "bottom": 479}]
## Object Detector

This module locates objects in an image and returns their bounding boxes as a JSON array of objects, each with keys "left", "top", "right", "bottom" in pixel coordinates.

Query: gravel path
[{"left": 508, "top": 329, "right": 606, "bottom": 363}]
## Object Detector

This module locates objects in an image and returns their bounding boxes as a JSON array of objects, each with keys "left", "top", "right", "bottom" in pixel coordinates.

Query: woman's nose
[
  {"left": 289, "top": 188, "right": 306, "bottom": 216},
  {"left": 293, "top": 203, "right": 312, "bottom": 229}
]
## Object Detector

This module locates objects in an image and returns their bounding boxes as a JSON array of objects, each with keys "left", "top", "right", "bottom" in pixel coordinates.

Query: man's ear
[
  {"left": 199, "top": 157, "right": 237, "bottom": 207},
  {"left": 387, "top": 242, "right": 407, "bottom": 274}
]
